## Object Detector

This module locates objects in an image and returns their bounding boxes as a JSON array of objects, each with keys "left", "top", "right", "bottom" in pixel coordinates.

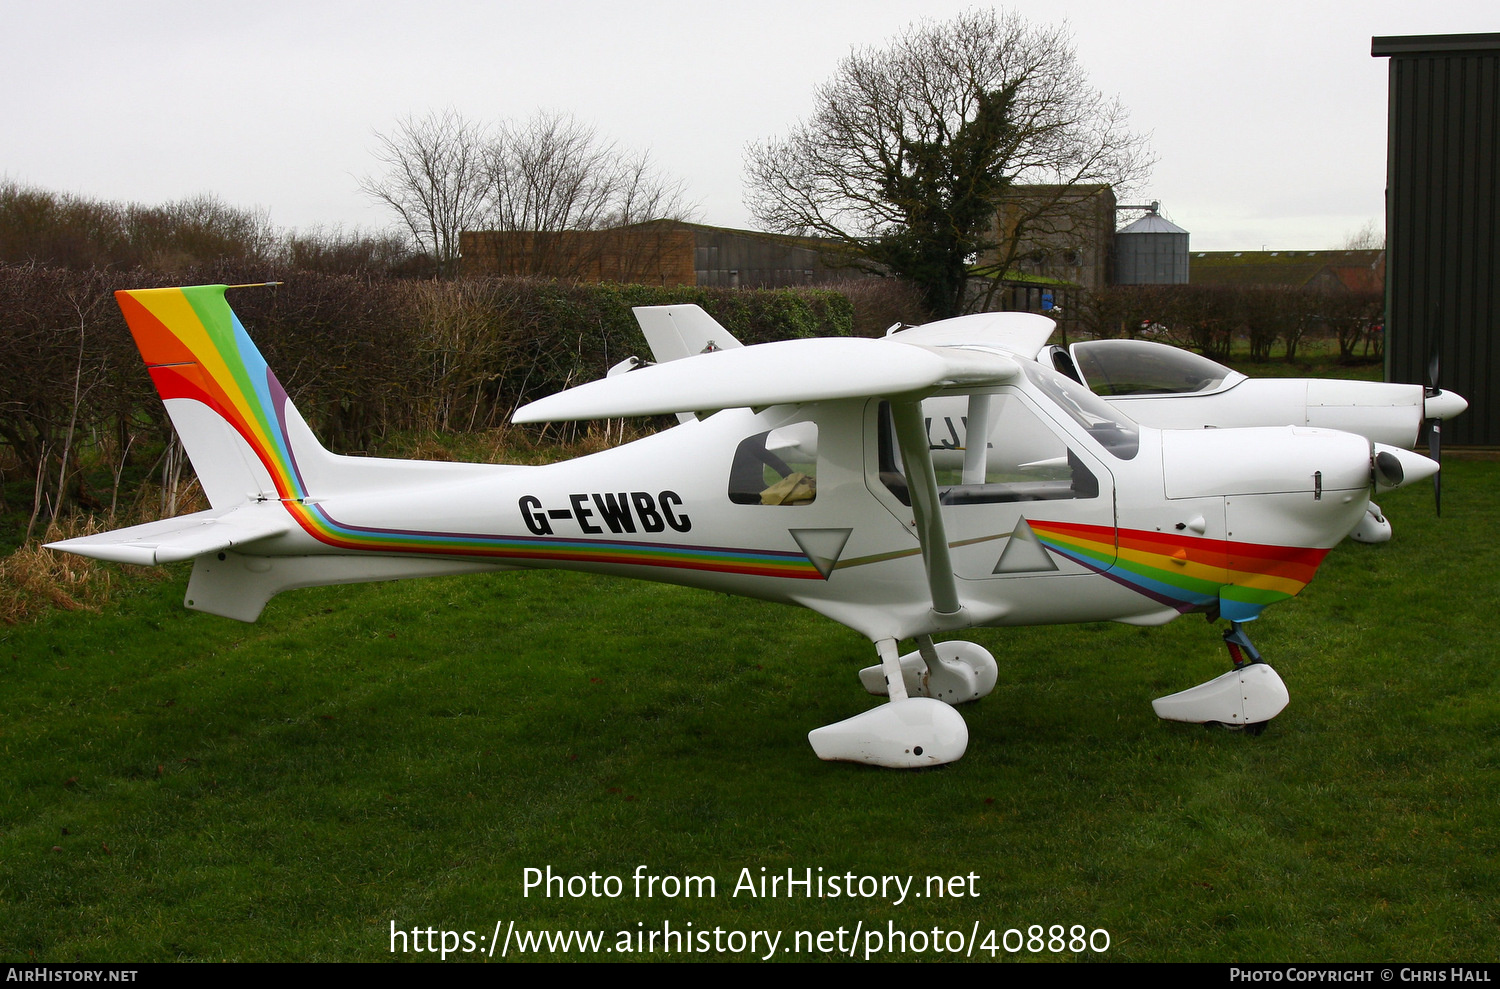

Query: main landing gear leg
[
  {"left": 854, "top": 637, "right": 999, "bottom": 704},
  {"left": 808, "top": 638, "right": 971, "bottom": 768},
  {"left": 1151, "top": 621, "right": 1289, "bottom": 734}
]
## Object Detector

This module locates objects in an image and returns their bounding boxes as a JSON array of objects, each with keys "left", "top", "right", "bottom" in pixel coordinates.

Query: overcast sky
[{"left": 3, "top": 1, "right": 1494, "bottom": 252}]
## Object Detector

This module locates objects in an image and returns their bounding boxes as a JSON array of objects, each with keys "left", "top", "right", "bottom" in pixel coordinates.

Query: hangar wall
[{"left": 1374, "top": 33, "right": 1500, "bottom": 446}]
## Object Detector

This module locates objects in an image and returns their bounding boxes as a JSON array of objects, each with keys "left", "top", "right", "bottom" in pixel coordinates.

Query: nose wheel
[{"left": 1152, "top": 622, "right": 1288, "bottom": 732}]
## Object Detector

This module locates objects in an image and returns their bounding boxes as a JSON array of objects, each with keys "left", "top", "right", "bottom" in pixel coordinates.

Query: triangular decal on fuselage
[
  {"left": 789, "top": 528, "right": 854, "bottom": 580},
  {"left": 993, "top": 517, "right": 1060, "bottom": 574}
]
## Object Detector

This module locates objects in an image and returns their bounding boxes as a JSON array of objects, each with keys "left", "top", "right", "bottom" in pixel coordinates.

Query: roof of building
[
  {"left": 1117, "top": 213, "right": 1189, "bottom": 236},
  {"left": 1372, "top": 33, "right": 1500, "bottom": 57},
  {"left": 1189, "top": 249, "right": 1384, "bottom": 289}
]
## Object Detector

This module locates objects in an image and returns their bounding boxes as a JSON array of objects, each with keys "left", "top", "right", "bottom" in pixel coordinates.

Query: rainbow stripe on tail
[
  {"left": 116, "top": 285, "right": 325, "bottom": 508},
  {"left": 48, "top": 286, "right": 503, "bottom": 621}
]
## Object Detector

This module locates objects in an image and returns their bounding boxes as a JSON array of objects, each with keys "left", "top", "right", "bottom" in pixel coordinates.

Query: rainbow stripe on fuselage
[{"left": 1028, "top": 519, "right": 1327, "bottom": 622}]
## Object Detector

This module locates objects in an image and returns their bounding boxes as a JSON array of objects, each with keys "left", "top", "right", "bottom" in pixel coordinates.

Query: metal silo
[{"left": 1114, "top": 211, "right": 1190, "bottom": 284}]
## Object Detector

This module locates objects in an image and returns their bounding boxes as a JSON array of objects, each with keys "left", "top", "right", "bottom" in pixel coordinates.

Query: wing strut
[
  {"left": 889, "top": 399, "right": 963, "bottom": 618},
  {"left": 962, "top": 393, "right": 992, "bottom": 484}
]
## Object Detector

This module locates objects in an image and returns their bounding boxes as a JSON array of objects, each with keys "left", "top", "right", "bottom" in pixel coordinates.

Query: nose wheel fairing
[{"left": 1152, "top": 621, "right": 1289, "bottom": 732}]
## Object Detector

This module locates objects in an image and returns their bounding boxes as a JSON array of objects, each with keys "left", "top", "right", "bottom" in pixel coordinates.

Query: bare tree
[
  {"left": 1336, "top": 219, "right": 1386, "bottom": 251},
  {"left": 476, "top": 110, "right": 693, "bottom": 281},
  {"left": 359, "top": 110, "right": 492, "bottom": 278},
  {"left": 125, "top": 194, "right": 278, "bottom": 272},
  {"left": 1323, "top": 290, "right": 1385, "bottom": 362},
  {"left": 3, "top": 182, "right": 277, "bottom": 271},
  {"left": 281, "top": 225, "right": 417, "bottom": 278},
  {"left": 362, "top": 108, "right": 693, "bottom": 282},
  {"left": 745, "top": 9, "right": 1151, "bottom": 318},
  {"left": 488, "top": 111, "right": 620, "bottom": 235}
]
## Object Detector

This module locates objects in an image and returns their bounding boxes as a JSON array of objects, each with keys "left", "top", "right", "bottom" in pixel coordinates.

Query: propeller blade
[
  {"left": 1430, "top": 420, "right": 1442, "bottom": 516},
  {"left": 1425, "top": 309, "right": 1443, "bottom": 516}
]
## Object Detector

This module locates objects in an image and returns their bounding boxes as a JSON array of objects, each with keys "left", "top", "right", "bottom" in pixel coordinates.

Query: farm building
[
  {"left": 459, "top": 221, "right": 856, "bottom": 288},
  {"left": 1188, "top": 250, "right": 1385, "bottom": 294}
]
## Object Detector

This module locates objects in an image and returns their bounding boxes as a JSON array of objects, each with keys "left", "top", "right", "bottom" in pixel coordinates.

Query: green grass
[{"left": 0, "top": 463, "right": 1495, "bottom": 962}]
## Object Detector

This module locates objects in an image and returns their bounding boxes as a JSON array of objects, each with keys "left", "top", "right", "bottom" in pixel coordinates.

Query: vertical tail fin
[
  {"left": 51, "top": 285, "right": 508, "bottom": 621},
  {"left": 632, "top": 305, "right": 744, "bottom": 363},
  {"left": 117, "top": 285, "right": 332, "bottom": 509},
  {"left": 632, "top": 305, "right": 745, "bottom": 424}
]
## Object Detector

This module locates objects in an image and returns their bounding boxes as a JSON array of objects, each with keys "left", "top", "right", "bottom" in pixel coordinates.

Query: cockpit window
[
  {"left": 1021, "top": 362, "right": 1140, "bottom": 460},
  {"left": 728, "top": 423, "right": 818, "bottom": 505},
  {"left": 877, "top": 397, "right": 1100, "bottom": 506},
  {"left": 1072, "top": 339, "right": 1234, "bottom": 396}
]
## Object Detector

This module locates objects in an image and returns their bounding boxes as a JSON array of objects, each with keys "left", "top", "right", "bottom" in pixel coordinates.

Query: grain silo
[{"left": 1114, "top": 210, "right": 1190, "bottom": 284}]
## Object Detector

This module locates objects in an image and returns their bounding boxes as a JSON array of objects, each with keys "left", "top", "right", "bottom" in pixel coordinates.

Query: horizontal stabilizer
[
  {"left": 514, "top": 337, "right": 1020, "bottom": 422},
  {"left": 45, "top": 504, "right": 292, "bottom": 566}
]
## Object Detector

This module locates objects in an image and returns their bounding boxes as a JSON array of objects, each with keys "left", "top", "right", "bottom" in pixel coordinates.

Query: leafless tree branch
[
  {"left": 359, "top": 109, "right": 493, "bottom": 278},
  {"left": 744, "top": 9, "right": 1153, "bottom": 317}
]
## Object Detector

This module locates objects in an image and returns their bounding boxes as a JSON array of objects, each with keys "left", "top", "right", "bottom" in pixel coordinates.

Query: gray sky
[{"left": 4, "top": 1, "right": 1494, "bottom": 251}]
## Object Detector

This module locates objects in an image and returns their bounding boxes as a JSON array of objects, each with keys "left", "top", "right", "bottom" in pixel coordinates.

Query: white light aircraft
[
  {"left": 1042, "top": 338, "right": 1465, "bottom": 541},
  {"left": 49, "top": 286, "right": 1442, "bottom": 768},
  {"left": 641, "top": 316, "right": 1466, "bottom": 545}
]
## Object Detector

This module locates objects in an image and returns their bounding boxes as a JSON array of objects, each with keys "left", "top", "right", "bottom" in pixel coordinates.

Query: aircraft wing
[
  {"left": 888, "top": 311, "right": 1056, "bottom": 358},
  {"left": 45, "top": 503, "right": 292, "bottom": 565},
  {"left": 514, "top": 337, "right": 1020, "bottom": 421}
]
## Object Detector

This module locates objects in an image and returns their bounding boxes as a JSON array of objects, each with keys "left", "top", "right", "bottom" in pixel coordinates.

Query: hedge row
[
  {"left": 1078, "top": 284, "right": 1383, "bottom": 363},
  {"left": 0, "top": 265, "right": 861, "bottom": 526}
]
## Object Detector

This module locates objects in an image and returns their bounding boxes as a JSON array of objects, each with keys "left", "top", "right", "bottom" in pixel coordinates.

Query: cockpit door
[{"left": 870, "top": 388, "right": 1118, "bottom": 582}]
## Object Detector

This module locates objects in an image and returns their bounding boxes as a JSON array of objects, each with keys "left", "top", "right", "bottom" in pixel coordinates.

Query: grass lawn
[{"left": 0, "top": 457, "right": 1495, "bottom": 963}]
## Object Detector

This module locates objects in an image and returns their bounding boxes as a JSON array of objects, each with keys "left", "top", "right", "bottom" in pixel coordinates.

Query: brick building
[{"left": 459, "top": 220, "right": 856, "bottom": 288}]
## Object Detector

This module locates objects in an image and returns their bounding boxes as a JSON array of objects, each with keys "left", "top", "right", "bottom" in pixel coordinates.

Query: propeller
[
  {"left": 1419, "top": 334, "right": 1470, "bottom": 517},
  {"left": 1425, "top": 342, "right": 1442, "bottom": 516}
]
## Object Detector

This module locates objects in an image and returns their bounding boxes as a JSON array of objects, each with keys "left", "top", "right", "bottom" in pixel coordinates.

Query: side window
[
  {"left": 728, "top": 422, "right": 818, "bottom": 506},
  {"left": 877, "top": 397, "right": 1097, "bottom": 506}
]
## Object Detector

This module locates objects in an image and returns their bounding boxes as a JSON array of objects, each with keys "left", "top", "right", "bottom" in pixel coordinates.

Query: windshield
[
  {"left": 1021, "top": 362, "right": 1139, "bottom": 460},
  {"left": 1072, "top": 339, "right": 1235, "bottom": 396}
]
